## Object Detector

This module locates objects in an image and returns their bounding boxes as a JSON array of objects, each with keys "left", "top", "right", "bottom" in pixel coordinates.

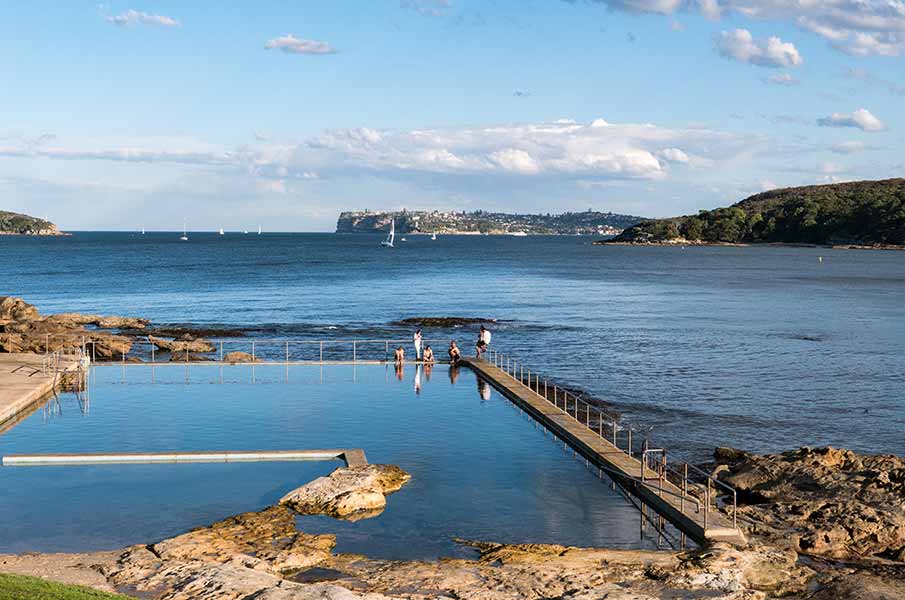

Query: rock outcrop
[
  {"left": 0, "top": 298, "right": 136, "bottom": 359},
  {"left": 280, "top": 464, "right": 411, "bottom": 520},
  {"left": 148, "top": 335, "right": 215, "bottom": 354},
  {"left": 223, "top": 351, "right": 260, "bottom": 363},
  {"left": 713, "top": 446, "right": 905, "bottom": 561},
  {"left": 392, "top": 317, "right": 496, "bottom": 328}
]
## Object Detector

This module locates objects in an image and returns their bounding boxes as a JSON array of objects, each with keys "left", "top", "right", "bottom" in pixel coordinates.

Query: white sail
[
  {"left": 381, "top": 219, "right": 395, "bottom": 247},
  {"left": 180, "top": 220, "right": 188, "bottom": 241},
  {"left": 219, "top": 227, "right": 225, "bottom": 235},
  {"left": 258, "top": 225, "right": 262, "bottom": 235}
]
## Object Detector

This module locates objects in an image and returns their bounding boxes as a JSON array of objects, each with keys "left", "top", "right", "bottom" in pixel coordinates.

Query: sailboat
[
  {"left": 381, "top": 219, "right": 395, "bottom": 248},
  {"left": 219, "top": 227, "right": 225, "bottom": 236},
  {"left": 179, "top": 220, "right": 189, "bottom": 241},
  {"left": 141, "top": 228, "right": 146, "bottom": 235},
  {"left": 431, "top": 231, "right": 437, "bottom": 241},
  {"left": 257, "top": 225, "right": 262, "bottom": 235}
]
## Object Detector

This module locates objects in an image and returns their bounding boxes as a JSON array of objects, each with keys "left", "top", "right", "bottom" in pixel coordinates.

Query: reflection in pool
[{"left": 0, "top": 364, "right": 675, "bottom": 559}]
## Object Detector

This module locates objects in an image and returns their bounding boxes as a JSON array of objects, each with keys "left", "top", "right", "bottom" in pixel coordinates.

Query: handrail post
[
  {"left": 251, "top": 341, "right": 255, "bottom": 362},
  {"left": 385, "top": 340, "right": 389, "bottom": 363},
  {"left": 627, "top": 428, "right": 632, "bottom": 457},
  {"left": 612, "top": 421, "right": 617, "bottom": 447},
  {"left": 586, "top": 402, "right": 589, "bottom": 427},
  {"left": 285, "top": 341, "right": 289, "bottom": 363},
  {"left": 733, "top": 489, "right": 737, "bottom": 530},
  {"left": 682, "top": 463, "right": 688, "bottom": 513},
  {"left": 219, "top": 340, "right": 223, "bottom": 362},
  {"left": 353, "top": 341, "right": 357, "bottom": 363},
  {"left": 320, "top": 340, "right": 324, "bottom": 363}
]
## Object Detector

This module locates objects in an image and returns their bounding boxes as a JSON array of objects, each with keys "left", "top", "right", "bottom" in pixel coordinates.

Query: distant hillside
[
  {"left": 0, "top": 211, "right": 64, "bottom": 236},
  {"left": 608, "top": 178, "right": 905, "bottom": 247},
  {"left": 337, "top": 209, "right": 647, "bottom": 236}
]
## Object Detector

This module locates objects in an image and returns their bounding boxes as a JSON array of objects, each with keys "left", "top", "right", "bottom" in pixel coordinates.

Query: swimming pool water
[{"left": 0, "top": 363, "right": 669, "bottom": 559}]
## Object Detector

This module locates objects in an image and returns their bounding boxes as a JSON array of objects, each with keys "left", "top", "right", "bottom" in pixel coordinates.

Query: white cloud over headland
[
  {"left": 0, "top": 119, "right": 755, "bottom": 183},
  {"left": 265, "top": 35, "right": 335, "bottom": 55},
  {"left": 817, "top": 109, "right": 886, "bottom": 132},
  {"left": 716, "top": 29, "right": 803, "bottom": 68},
  {"left": 106, "top": 9, "right": 180, "bottom": 28},
  {"left": 585, "top": 0, "right": 905, "bottom": 56}
]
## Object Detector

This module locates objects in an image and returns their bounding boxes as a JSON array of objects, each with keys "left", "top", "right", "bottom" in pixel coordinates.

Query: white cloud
[
  {"left": 0, "top": 119, "right": 756, "bottom": 185},
  {"left": 830, "top": 141, "right": 866, "bottom": 154},
  {"left": 265, "top": 35, "right": 335, "bottom": 55},
  {"left": 586, "top": 0, "right": 905, "bottom": 57},
  {"left": 657, "top": 148, "right": 690, "bottom": 163},
  {"left": 590, "top": 0, "right": 683, "bottom": 15},
  {"left": 717, "top": 29, "right": 803, "bottom": 68},
  {"left": 400, "top": 0, "right": 452, "bottom": 17},
  {"left": 817, "top": 108, "right": 886, "bottom": 132},
  {"left": 764, "top": 72, "right": 798, "bottom": 86},
  {"left": 106, "top": 9, "right": 180, "bottom": 28}
]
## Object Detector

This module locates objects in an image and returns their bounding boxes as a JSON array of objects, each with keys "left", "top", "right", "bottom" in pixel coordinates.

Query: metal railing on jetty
[{"left": 484, "top": 347, "right": 738, "bottom": 537}]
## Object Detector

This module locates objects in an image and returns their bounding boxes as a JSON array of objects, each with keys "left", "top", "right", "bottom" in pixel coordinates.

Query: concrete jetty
[
  {"left": 0, "top": 353, "right": 75, "bottom": 430},
  {"left": 2, "top": 448, "right": 368, "bottom": 467},
  {"left": 463, "top": 357, "right": 747, "bottom": 547}
]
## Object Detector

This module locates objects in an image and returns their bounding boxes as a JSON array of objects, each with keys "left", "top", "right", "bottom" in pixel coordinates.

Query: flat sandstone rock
[{"left": 280, "top": 464, "right": 411, "bottom": 519}]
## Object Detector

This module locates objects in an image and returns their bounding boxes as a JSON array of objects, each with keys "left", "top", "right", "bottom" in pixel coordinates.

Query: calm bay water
[{"left": 3, "top": 232, "right": 904, "bottom": 460}]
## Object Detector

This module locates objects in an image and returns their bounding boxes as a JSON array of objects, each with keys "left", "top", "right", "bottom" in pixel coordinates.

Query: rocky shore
[{"left": 0, "top": 447, "right": 902, "bottom": 599}]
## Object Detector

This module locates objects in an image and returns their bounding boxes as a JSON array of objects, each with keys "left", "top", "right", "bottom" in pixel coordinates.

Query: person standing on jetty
[
  {"left": 475, "top": 324, "right": 491, "bottom": 359},
  {"left": 413, "top": 329, "right": 423, "bottom": 360}
]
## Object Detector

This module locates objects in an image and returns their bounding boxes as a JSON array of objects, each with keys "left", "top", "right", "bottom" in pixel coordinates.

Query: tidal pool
[{"left": 0, "top": 363, "right": 672, "bottom": 559}]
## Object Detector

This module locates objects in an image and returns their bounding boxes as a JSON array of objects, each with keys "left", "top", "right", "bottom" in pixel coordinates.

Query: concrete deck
[
  {"left": 0, "top": 354, "right": 74, "bottom": 431},
  {"left": 463, "top": 358, "right": 747, "bottom": 547},
  {"left": 2, "top": 448, "right": 368, "bottom": 467}
]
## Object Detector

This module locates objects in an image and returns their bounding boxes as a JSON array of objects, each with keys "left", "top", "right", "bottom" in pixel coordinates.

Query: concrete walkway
[
  {"left": 463, "top": 357, "right": 747, "bottom": 547},
  {"left": 0, "top": 354, "right": 72, "bottom": 432}
]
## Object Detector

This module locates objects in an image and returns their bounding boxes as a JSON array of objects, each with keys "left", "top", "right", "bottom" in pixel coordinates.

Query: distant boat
[
  {"left": 244, "top": 230, "right": 249, "bottom": 235},
  {"left": 257, "top": 225, "right": 262, "bottom": 235},
  {"left": 179, "top": 220, "right": 189, "bottom": 241},
  {"left": 509, "top": 231, "right": 528, "bottom": 237},
  {"left": 219, "top": 227, "right": 225, "bottom": 235},
  {"left": 400, "top": 237, "right": 407, "bottom": 242},
  {"left": 381, "top": 219, "right": 395, "bottom": 248},
  {"left": 141, "top": 228, "right": 145, "bottom": 235},
  {"left": 431, "top": 232, "right": 437, "bottom": 240}
]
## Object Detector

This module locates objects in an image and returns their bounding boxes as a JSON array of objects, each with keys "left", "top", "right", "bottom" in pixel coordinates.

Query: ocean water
[
  {"left": 0, "top": 364, "right": 666, "bottom": 557},
  {"left": 3, "top": 232, "right": 904, "bottom": 461}
]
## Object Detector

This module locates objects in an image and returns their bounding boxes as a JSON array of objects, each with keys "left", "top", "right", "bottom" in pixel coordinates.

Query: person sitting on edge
[
  {"left": 423, "top": 345, "right": 434, "bottom": 363},
  {"left": 448, "top": 340, "right": 461, "bottom": 365},
  {"left": 394, "top": 346, "right": 405, "bottom": 364}
]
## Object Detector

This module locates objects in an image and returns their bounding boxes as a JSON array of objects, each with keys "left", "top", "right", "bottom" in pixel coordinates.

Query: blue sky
[{"left": 2, "top": 1, "right": 904, "bottom": 231}]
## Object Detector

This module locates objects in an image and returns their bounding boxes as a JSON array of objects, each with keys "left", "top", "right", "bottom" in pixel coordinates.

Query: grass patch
[{"left": 0, "top": 573, "right": 131, "bottom": 599}]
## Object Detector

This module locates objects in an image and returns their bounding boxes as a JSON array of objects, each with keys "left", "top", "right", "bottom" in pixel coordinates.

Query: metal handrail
[{"left": 484, "top": 347, "right": 739, "bottom": 533}]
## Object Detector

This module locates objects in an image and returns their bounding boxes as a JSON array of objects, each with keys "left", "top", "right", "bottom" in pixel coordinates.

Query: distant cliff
[
  {"left": 336, "top": 210, "right": 647, "bottom": 235},
  {"left": 0, "top": 211, "right": 64, "bottom": 236},
  {"left": 606, "top": 178, "right": 905, "bottom": 247}
]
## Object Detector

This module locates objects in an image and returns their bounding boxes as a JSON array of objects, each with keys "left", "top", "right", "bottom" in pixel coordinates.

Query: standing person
[
  {"left": 480, "top": 325, "right": 491, "bottom": 348},
  {"left": 413, "top": 329, "right": 423, "bottom": 361},
  {"left": 394, "top": 346, "right": 405, "bottom": 364}
]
